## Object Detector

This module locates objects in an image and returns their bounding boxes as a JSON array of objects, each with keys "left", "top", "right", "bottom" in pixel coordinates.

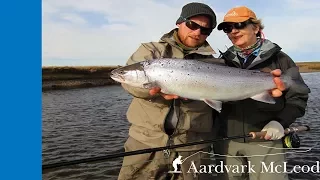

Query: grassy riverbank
[
  {"left": 42, "top": 66, "right": 120, "bottom": 91},
  {"left": 295, "top": 62, "right": 320, "bottom": 73},
  {"left": 42, "top": 62, "right": 320, "bottom": 91}
]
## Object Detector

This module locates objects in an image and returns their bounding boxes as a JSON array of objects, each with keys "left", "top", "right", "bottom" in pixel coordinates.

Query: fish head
[{"left": 110, "top": 62, "right": 149, "bottom": 88}]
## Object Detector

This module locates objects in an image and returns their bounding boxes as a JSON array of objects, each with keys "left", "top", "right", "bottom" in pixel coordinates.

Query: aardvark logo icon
[{"left": 168, "top": 155, "right": 183, "bottom": 173}]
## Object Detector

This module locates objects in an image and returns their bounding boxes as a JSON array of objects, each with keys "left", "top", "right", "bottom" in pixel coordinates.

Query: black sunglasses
[
  {"left": 182, "top": 17, "right": 213, "bottom": 35},
  {"left": 222, "top": 20, "right": 252, "bottom": 33}
]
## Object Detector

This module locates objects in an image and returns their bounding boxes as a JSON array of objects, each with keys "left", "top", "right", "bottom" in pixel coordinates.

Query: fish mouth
[{"left": 110, "top": 70, "right": 125, "bottom": 82}]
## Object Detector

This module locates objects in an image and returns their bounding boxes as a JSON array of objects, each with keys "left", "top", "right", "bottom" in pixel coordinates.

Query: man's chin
[
  {"left": 232, "top": 40, "right": 244, "bottom": 47},
  {"left": 181, "top": 37, "right": 203, "bottom": 48},
  {"left": 185, "top": 41, "right": 201, "bottom": 48}
]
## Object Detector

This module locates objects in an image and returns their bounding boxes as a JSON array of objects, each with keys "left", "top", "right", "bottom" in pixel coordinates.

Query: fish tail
[
  {"left": 281, "top": 67, "right": 310, "bottom": 94},
  {"left": 280, "top": 67, "right": 301, "bottom": 89},
  {"left": 280, "top": 74, "right": 293, "bottom": 89}
]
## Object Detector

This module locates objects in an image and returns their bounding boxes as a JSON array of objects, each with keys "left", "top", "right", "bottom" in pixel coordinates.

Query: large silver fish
[{"left": 110, "top": 58, "right": 293, "bottom": 112}]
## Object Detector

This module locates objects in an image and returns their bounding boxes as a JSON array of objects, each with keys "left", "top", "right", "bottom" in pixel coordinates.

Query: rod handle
[
  {"left": 249, "top": 131, "right": 266, "bottom": 139},
  {"left": 249, "top": 125, "right": 310, "bottom": 139}
]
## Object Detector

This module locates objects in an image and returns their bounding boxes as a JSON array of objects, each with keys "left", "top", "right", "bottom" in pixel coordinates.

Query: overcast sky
[{"left": 42, "top": 0, "right": 320, "bottom": 66}]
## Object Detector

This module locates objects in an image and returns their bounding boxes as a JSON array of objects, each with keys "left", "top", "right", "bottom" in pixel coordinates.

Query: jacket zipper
[
  {"left": 242, "top": 101, "right": 246, "bottom": 142},
  {"left": 163, "top": 99, "right": 182, "bottom": 158},
  {"left": 162, "top": 100, "right": 175, "bottom": 158}
]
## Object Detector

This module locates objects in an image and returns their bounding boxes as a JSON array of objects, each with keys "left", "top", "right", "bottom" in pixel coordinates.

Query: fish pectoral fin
[
  {"left": 143, "top": 81, "right": 158, "bottom": 89},
  {"left": 250, "top": 91, "right": 276, "bottom": 104},
  {"left": 203, "top": 99, "right": 222, "bottom": 113}
]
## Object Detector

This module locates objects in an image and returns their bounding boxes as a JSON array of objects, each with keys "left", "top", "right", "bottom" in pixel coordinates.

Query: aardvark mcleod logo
[
  {"left": 225, "top": 11, "right": 238, "bottom": 17},
  {"left": 167, "top": 143, "right": 319, "bottom": 175},
  {"left": 168, "top": 155, "right": 183, "bottom": 173}
]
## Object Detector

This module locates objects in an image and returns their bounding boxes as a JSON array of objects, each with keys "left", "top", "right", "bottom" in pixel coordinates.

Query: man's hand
[
  {"left": 261, "top": 121, "right": 285, "bottom": 140},
  {"left": 149, "top": 87, "right": 179, "bottom": 100},
  {"left": 270, "top": 69, "right": 286, "bottom": 97}
]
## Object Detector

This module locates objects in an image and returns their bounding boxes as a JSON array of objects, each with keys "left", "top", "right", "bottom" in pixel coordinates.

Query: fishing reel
[{"left": 282, "top": 132, "right": 300, "bottom": 148}]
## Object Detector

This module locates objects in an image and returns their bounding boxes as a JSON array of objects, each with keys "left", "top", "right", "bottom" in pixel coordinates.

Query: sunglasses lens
[
  {"left": 201, "top": 28, "right": 212, "bottom": 35},
  {"left": 222, "top": 26, "right": 232, "bottom": 33},
  {"left": 222, "top": 21, "right": 250, "bottom": 33},
  {"left": 234, "top": 22, "right": 247, "bottom": 29},
  {"left": 186, "top": 20, "right": 212, "bottom": 35},
  {"left": 186, "top": 21, "right": 199, "bottom": 30}
]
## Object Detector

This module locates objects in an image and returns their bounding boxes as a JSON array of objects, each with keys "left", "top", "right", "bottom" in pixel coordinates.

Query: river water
[{"left": 42, "top": 73, "right": 320, "bottom": 180}]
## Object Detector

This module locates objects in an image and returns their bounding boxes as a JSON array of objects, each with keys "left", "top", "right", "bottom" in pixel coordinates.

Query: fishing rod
[
  {"left": 42, "top": 125, "right": 310, "bottom": 170},
  {"left": 251, "top": 125, "right": 310, "bottom": 148}
]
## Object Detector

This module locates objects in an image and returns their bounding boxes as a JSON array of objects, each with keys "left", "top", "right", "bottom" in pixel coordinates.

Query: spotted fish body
[{"left": 110, "top": 58, "right": 292, "bottom": 112}]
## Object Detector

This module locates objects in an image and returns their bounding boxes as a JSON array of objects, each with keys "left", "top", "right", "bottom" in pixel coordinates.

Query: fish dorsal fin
[
  {"left": 251, "top": 91, "right": 276, "bottom": 104},
  {"left": 202, "top": 99, "right": 222, "bottom": 113}
]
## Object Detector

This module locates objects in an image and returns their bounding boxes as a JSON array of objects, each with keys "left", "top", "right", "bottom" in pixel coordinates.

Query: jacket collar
[
  {"left": 222, "top": 39, "right": 282, "bottom": 69},
  {"left": 159, "top": 28, "right": 216, "bottom": 56}
]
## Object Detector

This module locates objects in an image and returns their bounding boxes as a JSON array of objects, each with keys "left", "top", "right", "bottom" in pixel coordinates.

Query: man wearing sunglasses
[
  {"left": 118, "top": 2, "right": 219, "bottom": 180},
  {"left": 118, "top": 3, "right": 286, "bottom": 180},
  {"left": 215, "top": 6, "right": 310, "bottom": 180}
]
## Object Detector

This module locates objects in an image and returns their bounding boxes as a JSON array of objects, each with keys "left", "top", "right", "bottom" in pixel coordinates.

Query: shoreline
[
  {"left": 42, "top": 62, "right": 320, "bottom": 91},
  {"left": 42, "top": 66, "right": 120, "bottom": 91},
  {"left": 42, "top": 79, "right": 120, "bottom": 91}
]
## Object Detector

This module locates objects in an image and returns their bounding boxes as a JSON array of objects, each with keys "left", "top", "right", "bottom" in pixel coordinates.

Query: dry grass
[
  {"left": 296, "top": 62, "right": 320, "bottom": 73},
  {"left": 42, "top": 66, "right": 120, "bottom": 74},
  {"left": 42, "top": 66, "right": 122, "bottom": 90},
  {"left": 42, "top": 66, "right": 121, "bottom": 81}
]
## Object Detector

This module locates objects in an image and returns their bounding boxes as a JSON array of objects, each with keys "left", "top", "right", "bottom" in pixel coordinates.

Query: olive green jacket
[{"left": 122, "top": 29, "right": 219, "bottom": 150}]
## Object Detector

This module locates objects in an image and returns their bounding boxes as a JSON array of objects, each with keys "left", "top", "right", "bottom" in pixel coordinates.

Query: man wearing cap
[
  {"left": 117, "top": 2, "right": 287, "bottom": 180},
  {"left": 214, "top": 6, "right": 310, "bottom": 180},
  {"left": 119, "top": 3, "right": 217, "bottom": 179},
  {"left": 117, "top": 2, "right": 218, "bottom": 180}
]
